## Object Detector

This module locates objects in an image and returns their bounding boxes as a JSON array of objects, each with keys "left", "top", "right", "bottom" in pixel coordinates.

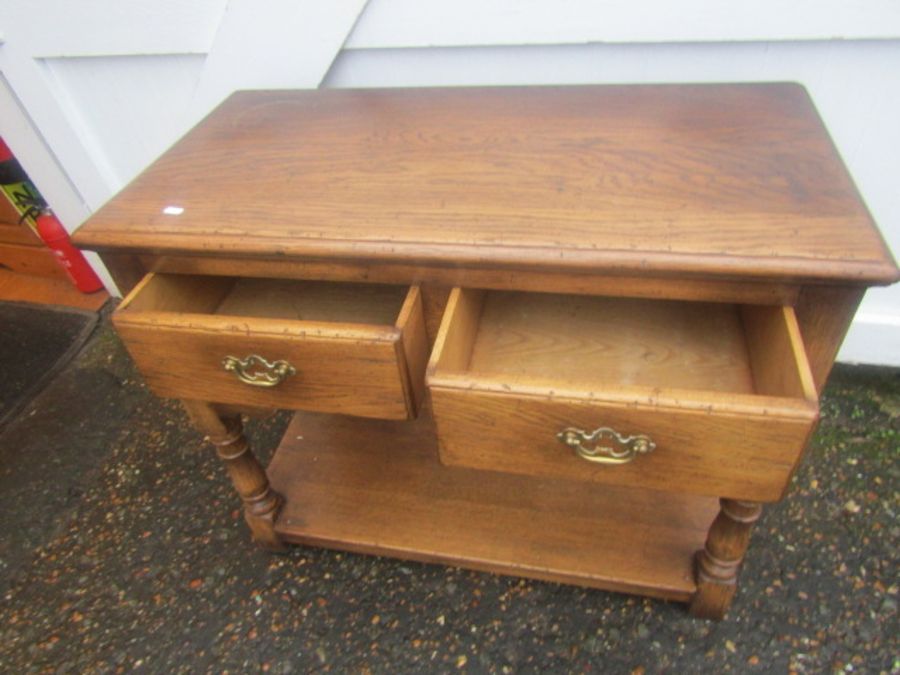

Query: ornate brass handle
[
  {"left": 222, "top": 354, "right": 296, "bottom": 388},
  {"left": 557, "top": 426, "right": 655, "bottom": 465}
]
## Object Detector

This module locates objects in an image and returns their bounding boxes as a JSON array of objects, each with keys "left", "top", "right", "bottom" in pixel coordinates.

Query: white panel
[
  {"left": 346, "top": 0, "right": 900, "bottom": 47},
  {"left": 0, "top": 32, "right": 117, "bottom": 211},
  {"left": 190, "top": 0, "right": 369, "bottom": 118},
  {"left": 325, "top": 40, "right": 900, "bottom": 366},
  {"left": 42, "top": 54, "right": 206, "bottom": 188},
  {"left": 0, "top": 75, "right": 118, "bottom": 292},
  {"left": 0, "top": 74, "right": 90, "bottom": 229},
  {"left": 0, "top": 0, "right": 226, "bottom": 57},
  {"left": 839, "top": 312, "right": 900, "bottom": 365}
]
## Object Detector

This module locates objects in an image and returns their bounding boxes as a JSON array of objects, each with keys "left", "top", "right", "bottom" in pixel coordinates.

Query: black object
[{"left": 0, "top": 301, "right": 97, "bottom": 428}]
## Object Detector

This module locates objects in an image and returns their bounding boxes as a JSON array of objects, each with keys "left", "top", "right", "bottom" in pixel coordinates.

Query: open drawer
[
  {"left": 114, "top": 274, "right": 428, "bottom": 419},
  {"left": 426, "top": 288, "right": 820, "bottom": 502}
]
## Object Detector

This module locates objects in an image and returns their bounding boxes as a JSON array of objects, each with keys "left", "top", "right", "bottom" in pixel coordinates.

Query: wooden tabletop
[{"left": 74, "top": 84, "right": 898, "bottom": 285}]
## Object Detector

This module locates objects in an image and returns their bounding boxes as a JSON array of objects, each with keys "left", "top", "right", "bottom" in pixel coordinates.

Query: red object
[
  {"left": 0, "top": 137, "right": 13, "bottom": 163},
  {"left": 35, "top": 210, "right": 104, "bottom": 293}
]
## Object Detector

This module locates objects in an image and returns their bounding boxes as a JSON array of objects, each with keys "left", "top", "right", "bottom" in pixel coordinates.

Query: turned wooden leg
[
  {"left": 182, "top": 400, "right": 286, "bottom": 551},
  {"left": 689, "top": 498, "right": 762, "bottom": 619}
]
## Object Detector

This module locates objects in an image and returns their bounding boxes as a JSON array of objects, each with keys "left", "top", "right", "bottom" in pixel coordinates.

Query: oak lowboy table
[{"left": 74, "top": 84, "right": 898, "bottom": 619}]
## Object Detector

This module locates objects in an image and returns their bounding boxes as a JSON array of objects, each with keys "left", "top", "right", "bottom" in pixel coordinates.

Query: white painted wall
[{"left": 0, "top": 1, "right": 898, "bottom": 365}]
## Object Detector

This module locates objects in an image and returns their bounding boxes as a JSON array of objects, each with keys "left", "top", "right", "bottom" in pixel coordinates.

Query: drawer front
[
  {"left": 117, "top": 322, "right": 412, "bottom": 418},
  {"left": 430, "top": 387, "right": 816, "bottom": 502},
  {"left": 113, "top": 274, "right": 428, "bottom": 420},
  {"left": 427, "top": 287, "right": 820, "bottom": 502}
]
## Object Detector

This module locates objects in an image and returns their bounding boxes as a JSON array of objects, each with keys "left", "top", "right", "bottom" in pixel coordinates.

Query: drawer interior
[
  {"left": 120, "top": 274, "right": 410, "bottom": 327},
  {"left": 429, "top": 289, "right": 817, "bottom": 404}
]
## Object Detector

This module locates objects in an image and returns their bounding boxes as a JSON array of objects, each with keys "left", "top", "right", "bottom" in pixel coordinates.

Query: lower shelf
[{"left": 268, "top": 409, "right": 719, "bottom": 602}]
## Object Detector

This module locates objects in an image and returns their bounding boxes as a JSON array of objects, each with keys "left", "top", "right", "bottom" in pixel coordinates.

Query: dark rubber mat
[{"left": 0, "top": 301, "right": 97, "bottom": 428}]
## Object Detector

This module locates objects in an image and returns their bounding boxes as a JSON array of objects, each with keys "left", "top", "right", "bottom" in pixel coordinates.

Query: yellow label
[{"left": 0, "top": 180, "right": 45, "bottom": 233}]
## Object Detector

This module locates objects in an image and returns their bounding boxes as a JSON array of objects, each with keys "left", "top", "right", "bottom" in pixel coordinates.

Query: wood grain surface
[
  {"left": 216, "top": 278, "right": 406, "bottom": 325},
  {"left": 182, "top": 400, "right": 285, "bottom": 551},
  {"left": 740, "top": 304, "right": 817, "bottom": 400},
  {"left": 269, "top": 407, "right": 720, "bottom": 601},
  {"left": 794, "top": 285, "right": 865, "bottom": 392},
  {"left": 141, "top": 254, "right": 803, "bottom": 307},
  {"left": 0, "top": 194, "right": 22, "bottom": 227},
  {"left": 74, "top": 85, "right": 898, "bottom": 285},
  {"left": 690, "top": 499, "right": 763, "bottom": 619},
  {"left": 0, "top": 242, "right": 68, "bottom": 280},
  {"left": 395, "top": 286, "right": 430, "bottom": 410},
  {"left": 466, "top": 291, "right": 756, "bottom": 393},
  {"left": 0, "top": 268, "right": 108, "bottom": 311},
  {"left": 0, "top": 221, "right": 42, "bottom": 246}
]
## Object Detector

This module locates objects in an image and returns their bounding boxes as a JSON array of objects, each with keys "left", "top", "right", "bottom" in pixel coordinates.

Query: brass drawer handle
[
  {"left": 222, "top": 354, "right": 296, "bottom": 388},
  {"left": 557, "top": 426, "right": 655, "bottom": 465}
]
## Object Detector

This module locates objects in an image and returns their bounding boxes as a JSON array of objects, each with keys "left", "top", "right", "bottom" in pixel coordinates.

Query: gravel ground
[{"left": 0, "top": 318, "right": 897, "bottom": 674}]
